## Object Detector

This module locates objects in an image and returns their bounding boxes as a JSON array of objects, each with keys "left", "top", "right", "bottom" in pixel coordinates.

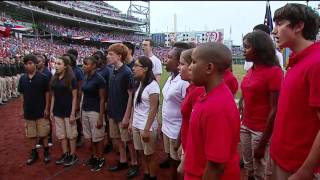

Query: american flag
[{"left": 264, "top": 1, "right": 273, "bottom": 33}]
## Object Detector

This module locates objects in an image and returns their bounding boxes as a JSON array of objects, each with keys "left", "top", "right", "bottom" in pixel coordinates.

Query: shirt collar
[{"left": 287, "top": 42, "right": 320, "bottom": 68}]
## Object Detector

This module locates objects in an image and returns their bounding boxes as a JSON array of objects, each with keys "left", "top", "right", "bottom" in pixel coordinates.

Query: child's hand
[
  {"left": 141, "top": 130, "right": 150, "bottom": 142},
  {"left": 69, "top": 114, "right": 76, "bottom": 124}
]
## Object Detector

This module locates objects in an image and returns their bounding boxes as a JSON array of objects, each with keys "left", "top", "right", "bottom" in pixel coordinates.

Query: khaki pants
[
  {"left": 132, "top": 127, "right": 157, "bottom": 155},
  {"left": 82, "top": 111, "right": 105, "bottom": 142},
  {"left": 109, "top": 118, "right": 131, "bottom": 142},
  {"left": 25, "top": 118, "right": 51, "bottom": 138},
  {"left": 54, "top": 116, "right": 78, "bottom": 140},
  {"left": 240, "top": 125, "right": 267, "bottom": 180},
  {"left": 163, "top": 133, "right": 179, "bottom": 161}
]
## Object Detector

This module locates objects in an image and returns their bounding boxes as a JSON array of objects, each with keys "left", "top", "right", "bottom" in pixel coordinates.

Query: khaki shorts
[
  {"left": 54, "top": 116, "right": 78, "bottom": 140},
  {"left": 82, "top": 111, "right": 105, "bottom": 142},
  {"left": 25, "top": 118, "right": 50, "bottom": 138},
  {"left": 163, "top": 134, "right": 179, "bottom": 161},
  {"left": 132, "top": 127, "right": 157, "bottom": 156},
  {"left": 109, "top": 118, "right": 131, "bottom": 142}
]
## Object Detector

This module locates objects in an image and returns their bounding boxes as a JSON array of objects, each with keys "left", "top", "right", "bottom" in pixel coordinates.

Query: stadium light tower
[{"left": 127, "top": 1, "right": 150, "bottom": 36}]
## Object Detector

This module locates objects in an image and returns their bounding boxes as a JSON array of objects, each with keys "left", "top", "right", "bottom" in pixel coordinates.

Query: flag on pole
[{"left": 264, "top": 1, "right": 273, "bottom": 33}]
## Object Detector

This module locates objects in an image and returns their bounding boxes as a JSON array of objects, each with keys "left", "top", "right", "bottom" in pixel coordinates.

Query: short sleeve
[
  {"left": 152, "top": 56, "right": 162, "bottom": 75},
  {"left": 125, "top": 70, "right": 134, "bottom": 90},
  {"left": 18, "top": 75, "right": 24, "bottom": 93},
  {"left": 97, "top": 74, "right": 106, "bottom": 90},
  {"left": 181, "top": 81, "right": 189, "bottom": 98},
  {"left": 147, "top": 81, "right": 160, "bottom": 95},
  {"left": 268, "top": 66, "right": 283, "bottom": 91},
  {"left": 71, "top": 78, "right": 77, "bottom": 89},
  {"left": 203, "top": 110, "right": 232, "bottom": 163},
  {"left": 308, "top": 62, "right": 320, "bottom": 107},
  {"left": 43, "top": 75, "right": 49, "bottom": 92},
  {"left": 75, "top": 68, "right": 83, "bottom": 81}
]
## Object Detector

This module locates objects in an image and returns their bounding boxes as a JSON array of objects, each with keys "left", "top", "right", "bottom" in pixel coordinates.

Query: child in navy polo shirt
[
  {"left": 106, "top": 43, "right": 138, "bottom": 178},
  {"left": 50, "top": 56, "right": 79, "bottom": 167},
  {"left": 18, "top": 54, "right": 51, "bottom": 165},
  {"left": 184, "top": 42, "right": 241, "bottom": 180},
  {"left": 81, "top": 56, "right": 106, "bottom": 172}
]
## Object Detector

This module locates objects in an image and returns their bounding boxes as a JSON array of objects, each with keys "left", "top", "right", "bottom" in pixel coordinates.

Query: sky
[{"left": 108, "top": 1, "right": 319, "bottom": 45}]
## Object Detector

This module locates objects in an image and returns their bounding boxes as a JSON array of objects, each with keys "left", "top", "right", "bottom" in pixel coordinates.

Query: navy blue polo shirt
[
  {"left": 52, "top": 77, "right": 77, "bottom": 118},
  {"left": 107, "top": 64, "right": 134, "bottom": 121},
  {"left": 82, "top": 71, "right": 106, "bottom": 112},
  {"left": 126, "top": 59, "right": 135, "bottom": 72},
  {"left": 97, "top": 65, "right": 111, "bottom": 91},
  {"left": 18, "top": 71, "right": 49, "bottom": 120},
  {"left": 73, "top": 66, "right": 84, "bottom": 82},
  {"left": 41, "top": 67, "right": 52, "bottom": 80}
]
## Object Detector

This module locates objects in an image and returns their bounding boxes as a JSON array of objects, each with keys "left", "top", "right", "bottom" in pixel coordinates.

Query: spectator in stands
[{"left": 142, "top": 39, "right": 162, "bottom": 83}]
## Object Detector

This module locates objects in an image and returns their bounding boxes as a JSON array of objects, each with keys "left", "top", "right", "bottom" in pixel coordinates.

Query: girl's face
[
  {"left": 83, "top": 60, "right": 96, "bottom": 74},
  {"left": 54, "top": 59, "right": 66, "bottom": 74},
  {"left": 164, "top": 49, "right": 179, "bottom": 73},
  {"left": 243, "top": 39, "right": 255, "bottom": 61},
  {"left": 178, "top": 57, "right": 191, "bottom": 81},
  {"left": 132, "top": 60, "right": 147, "bottom": 80}
]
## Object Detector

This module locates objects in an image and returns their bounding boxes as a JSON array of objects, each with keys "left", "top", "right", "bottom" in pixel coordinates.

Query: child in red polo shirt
[
  {"left": 270, "top": 3, "right": 320, "bottom": 180},
  {"left": 184, "top": 42, "right": 241, "bottom": 180},
  {"left": 240, "top": 31, "right": 283, "bottom": 180}
]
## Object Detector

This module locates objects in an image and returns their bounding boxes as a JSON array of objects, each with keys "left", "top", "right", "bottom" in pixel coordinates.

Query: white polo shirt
[
  {"left": 132, "top": 80, "right": 160, "bottom": 131},
  {"left": 161, "top": 74, "right": 189, "bottom": 139},
  {"left": 149, "top": 55, "right": 162, "bottom": 76}
]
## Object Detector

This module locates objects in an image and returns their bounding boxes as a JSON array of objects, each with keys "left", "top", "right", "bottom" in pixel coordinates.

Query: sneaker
[
  {"left": 126, "top": 164, "right": 139, "bottom": 179},
  {"left": 48, "top": 137, "right": 53, "bottom": 147},
  {"left": 90, "top": 158, "right": 105, "bottom": 172},
  {"left": 43, "top": 148, "right": 51, "bottom": 163},
  {"left": 108, "top": 161, "right": 128, "bottom": 172},
  {"left": 64, "top": 154, "right": 79, "bottom": 167},
  {"left": 159, "top": 157, "right": 170, "bottom": 169},
  {"left": 83, "top": 155, "right": 96, "bottom": 167},
  {"left": 56, "top": 153, "right": 69, "bottom": 165},
  {"left": 26, "top": 149, "right": 38, "bottom": 165}
]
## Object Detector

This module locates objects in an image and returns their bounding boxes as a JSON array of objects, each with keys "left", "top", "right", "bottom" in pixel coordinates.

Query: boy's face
[
  {"left": 24, "top": 61, "right": 36, "bottom": 73},
  {"left": 190, "top": 48, "right": 207, "bottom": 86},
  {"left": 107, "top": 51, "right": 121, "bottom": 65},
  {"left": 142, "top": 41, "right": 152, "bottom": 55},
  {"left": 272, "top": 19, "right": 296, "bottom": 49}
]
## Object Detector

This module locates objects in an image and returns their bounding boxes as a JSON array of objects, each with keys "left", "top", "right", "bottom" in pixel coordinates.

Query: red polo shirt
[
  {"left": 224, "top": 69, "right": 239, "bottom": 96},
  {"left": 241, "top": 65, "right": 283, "bottom": 132},
  {"left": 270, "top": 42, "right": 320, "bottom": 172},
  {"left": 180, "top": 84, "right": 205, "bottom": 151},
  {"left": 184, "top": 82, "right": 240, "bottom": 180}
]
